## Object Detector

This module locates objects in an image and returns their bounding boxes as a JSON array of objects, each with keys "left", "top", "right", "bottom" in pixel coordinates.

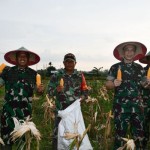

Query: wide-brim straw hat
[
  {"left": 113, "top": 41, "right": 147, "bottom": 61},
  {"left": 4, "top": 47, "right": 40, "bottom": 66},
  {"left": 139, "top": 51, "right": 150, "bottom": 64}
]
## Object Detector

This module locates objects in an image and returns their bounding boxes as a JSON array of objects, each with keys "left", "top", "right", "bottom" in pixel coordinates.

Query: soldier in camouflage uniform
[
  {"left": 139, "top": 51, "right": 150, "bottom": 149},
  {"left": 47, "top": 53, "right": 88, "bottom": 150},
  {"left": 105, "top": 41, "right": 147, "bottom": 150},
  {"left": 0, "top": 47, "right": 44, "bottom": 150}
]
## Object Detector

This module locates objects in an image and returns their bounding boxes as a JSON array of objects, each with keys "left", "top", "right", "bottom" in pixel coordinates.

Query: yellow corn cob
[
  {"left": 36, "top": 74, "right": 41, "bottom": 87},
  {"left": 0, "top": 63, "right": 6, "bottom": 73},
  {"left": 60, "top": 78, "right": 64, "bottom": 86},
  {"left": 117, "top": 68, "right": 122, "bottom": 80},
  {"left": 147, "top": 67, "right": 150, "bottom": 79}
]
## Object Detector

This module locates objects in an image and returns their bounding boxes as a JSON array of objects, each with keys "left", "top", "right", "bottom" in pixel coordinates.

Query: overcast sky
[{"left": 0, "top": 0, "right": 150, "bottom": 71}]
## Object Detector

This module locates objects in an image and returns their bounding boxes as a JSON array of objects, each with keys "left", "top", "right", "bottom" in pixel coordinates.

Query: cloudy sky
[{"left": 0, "top": 0, "right": 150, "bottom": 71}]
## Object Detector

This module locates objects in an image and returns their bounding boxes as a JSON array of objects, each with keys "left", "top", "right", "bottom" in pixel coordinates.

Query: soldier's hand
[
  {"left": 57, "top": 85, "right": 64, "bottom": 92},
  {"left": 114, "top": 79, "right": 122, "bottom": 87}
]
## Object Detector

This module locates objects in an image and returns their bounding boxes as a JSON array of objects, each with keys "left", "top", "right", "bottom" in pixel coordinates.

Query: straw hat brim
[
  {"left": 113, "top": 41, "right": 147, "bottom": 61},
  {"left": 4, "top": 48, "right": 40, "bottom": 66},
  {"left": 139, "top": 51, "right": 150, "bottom": 64}
]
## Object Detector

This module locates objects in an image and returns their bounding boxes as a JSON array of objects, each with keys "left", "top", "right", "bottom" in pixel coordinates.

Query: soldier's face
[
  {"left": 63, "top": 60, "right": 76, "bottom": 73},
  {"left": 123, "top": 45, "right": 136, "bottom": 62},
  {"left": 16, "top": 52, "right": 29, "bottom": 68}
]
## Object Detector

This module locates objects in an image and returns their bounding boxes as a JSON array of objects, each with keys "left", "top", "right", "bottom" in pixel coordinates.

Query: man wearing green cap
[{"left": 47, "top": 53, "right": 91, "bottom": 150}]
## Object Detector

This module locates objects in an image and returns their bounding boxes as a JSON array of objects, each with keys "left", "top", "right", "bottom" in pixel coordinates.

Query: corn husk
[
  {"left": 126, "top": 139, "right": 136, "bottom": 150},
  {"left": 104, "top": 110, "right": 113, "bottom": 139},
  {"left": 10, "top": 116, "right": 41, "bottom": 150},
  {"left": 33, "top": 94, "right": 40, "bottom": 100},
  {"left": 85, "top": 96, "right": 98, "bottom": 103},
  {"left": 63, "top": 122, "right": 79, "bottom": 140},
  {"left": 94, "top": 111, "right": 98, "bottom": 123},
  {"left": 0, "top": 137, "right": 5, "bottom": 146},
  {"left": 117, "top": 137, "right": 136, "bottom": 150},
  {"left": 69, "top": 124, "right": 91, "bottom": 150},
  {"left": 46, "top": 94, "right": 55, "bottom": 107},
  {"left": 63, "top": 132, "right": 79, "bottom": 140},
  {"left": 42, "top": 95, "right": 55, "bottom": 123},
  {"left": 99, "top": 85, "right": 110, "bottom": 101}
]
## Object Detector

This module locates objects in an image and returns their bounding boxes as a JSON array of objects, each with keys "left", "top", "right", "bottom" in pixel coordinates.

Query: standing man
[
  {"left": 0, "top": 47, "right": 44, "bottom": 150},
  {"left": 47, "top": 53, "right": 89, "bottom": 150},
  {"left": 105, "top": 41, "right": 147, "bottom": 149},
  {"left": 139, "top": 52, "right": 150, "bottom": 149}
]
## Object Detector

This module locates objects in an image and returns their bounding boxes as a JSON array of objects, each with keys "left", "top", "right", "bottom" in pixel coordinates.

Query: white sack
[{"left": 58, "top": 99, "right": 93, "bottom": 150}]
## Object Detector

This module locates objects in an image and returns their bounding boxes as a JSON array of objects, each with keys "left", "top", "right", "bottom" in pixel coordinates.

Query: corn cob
[
  {"left": 117, "top": 67, "right": 122, "bottom": 80},
  {"left": 0, "top": 63, "right": 6, "bottom": 73},
  {"left": 147, "top": 67, "right": 150, "bottom": 79},
  {"left": 60, "top": 78, "right": 64, "bottom": 86},
  {"left": 36, "top": 74, "right": 41, "bottom": 87}
]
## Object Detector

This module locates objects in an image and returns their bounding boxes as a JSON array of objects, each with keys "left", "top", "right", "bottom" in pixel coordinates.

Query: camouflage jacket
[
  {"left": 0, "top": 66, "right": 37, "bottom": 117},
  {"left": 0, "top": 66, "right": 37, "bottom": 144},
  {"left": 107, "top": 61, "right": 145, "bottom": 113},
  {"left": 107, "top": 61, "right": 144, "bottom": 98},
  {"left": 47, "top": 69, "right": 88, "bottom": 111}
]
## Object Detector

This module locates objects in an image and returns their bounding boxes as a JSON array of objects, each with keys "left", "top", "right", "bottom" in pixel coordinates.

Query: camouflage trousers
[
  {"left": 113, "top": 112, "right": 144, "bottom": 150},
  {"left": 143, "top": 105, "right": 150, "bottom": 149}
]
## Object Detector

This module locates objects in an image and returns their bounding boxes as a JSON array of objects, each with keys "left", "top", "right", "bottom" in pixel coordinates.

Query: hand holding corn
[
  {"left": 57, "top": 78, "right": 64, "bottom": 92},
  {"left": 36, "top": 74, "right": 44, "bottom": 93}
]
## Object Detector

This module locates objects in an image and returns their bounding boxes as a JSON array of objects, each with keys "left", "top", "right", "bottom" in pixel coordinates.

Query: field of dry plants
[
  {"left": 0, "top": 78, "right": 150, "bottom": 150},
  {"left": 32, "top": 79, "right": 115, "bottom": 150}
]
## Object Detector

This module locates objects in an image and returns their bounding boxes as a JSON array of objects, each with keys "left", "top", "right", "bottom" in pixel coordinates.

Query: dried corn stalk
[
  {"left": 69, "top": 124, "right": 91, "bottom": 150},
  {"left": 104, "top": 110, "right": 114, "bottom": 139},
  {"left": 94, "top": 111, "right": 98, "bottom": 123},
  {"left": 33, "top": 94, "right": 40, "bottom": 100},
  {"left": 78, "top": 124, "right": 91, "bottom": 147},
  {"left": 99, "top": 85, "right": 110, "bottom": 101},
  {"left": 10, "top": 116, "right": 41, "bottom": 150},
  {"left": 117, "top": 137, "right": 136, "bottom": 150},
  {"left": 85, "top": 96, "right": 98, "bottom": 103},
  {"left": 63, "top": 132, "right": 79, "bottom": 140},
  {"left": 42, "top": 94, "right": 55, "bottom": 123}
]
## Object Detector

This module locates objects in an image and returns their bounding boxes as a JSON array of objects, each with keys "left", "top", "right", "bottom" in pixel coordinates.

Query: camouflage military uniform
[
  {"left": 107, "top": 61, "right": 145, "bottom": 150},
  {"left": 141, "top": 65, "right": 150, "bottom": 148},
  {"left": 47, "top": 68, "right": 88, "bottom": 150},
  {"left": 0, "top": 66, "right": 37, "bottom": 145}
]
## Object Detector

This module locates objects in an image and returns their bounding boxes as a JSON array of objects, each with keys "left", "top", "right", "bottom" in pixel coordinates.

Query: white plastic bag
[{"left": 58, "top": 99, "right": 93, "bottom": 150}]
